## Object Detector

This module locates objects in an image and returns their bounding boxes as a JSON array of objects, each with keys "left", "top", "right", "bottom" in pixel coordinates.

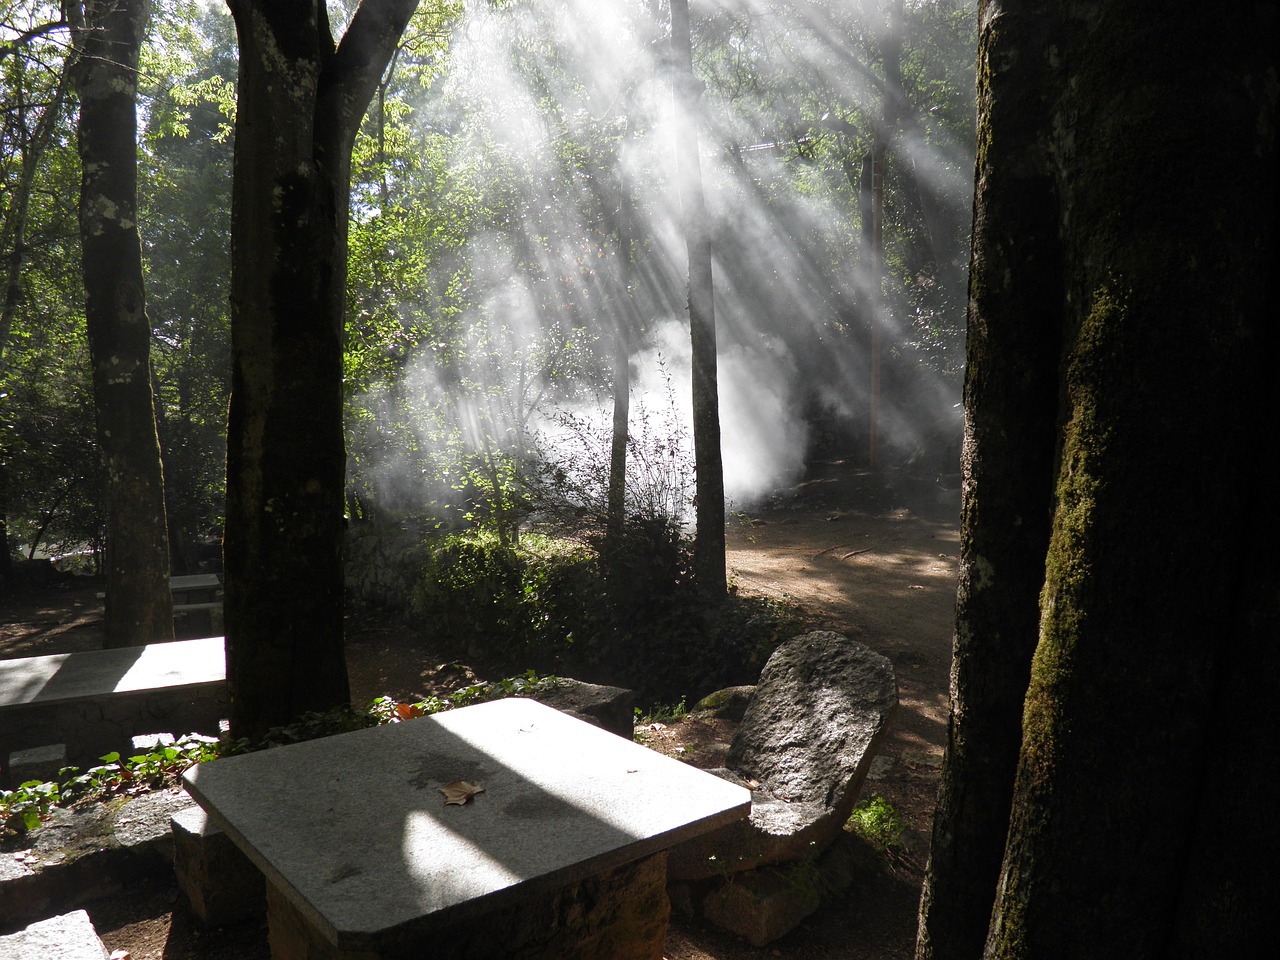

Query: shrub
[
  {"left": 409, "top": 529, "right": 596, "bottom": 664},
  {"left": 848, "top": 794, "right": 906, "bottom": 851},
  {"left": 409, "top": 521, "right": 806, "bottom": 703}
]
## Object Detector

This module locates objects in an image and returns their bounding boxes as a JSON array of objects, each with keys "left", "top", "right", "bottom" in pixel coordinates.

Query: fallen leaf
[
  {"left": 439, "top": 780, "right": 485, "bottom": 805},
  {"left": 395, "top": 702, "right": 425, "bottom": 720}
]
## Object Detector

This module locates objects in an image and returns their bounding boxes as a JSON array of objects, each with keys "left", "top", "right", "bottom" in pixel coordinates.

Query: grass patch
[{"left": 847, "top": 794, "right": 906, "bottom": 852}]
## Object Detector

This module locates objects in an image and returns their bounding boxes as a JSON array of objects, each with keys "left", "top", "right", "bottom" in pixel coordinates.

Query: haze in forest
[
  {"left": 1, "top": 0, "right": 976, "bottom": 564},
  {"left": 347, "top": 0, "right": 974, "bottom": 522}
]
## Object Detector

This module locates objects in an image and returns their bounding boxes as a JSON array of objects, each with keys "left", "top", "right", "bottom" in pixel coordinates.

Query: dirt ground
[{"left": 0, "top": 461, "right": 959, "bottom": 960}]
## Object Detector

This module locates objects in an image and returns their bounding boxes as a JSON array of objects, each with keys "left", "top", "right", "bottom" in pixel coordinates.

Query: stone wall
[{"left": 344, "top": 523, "right": 431, "bottom": 610}]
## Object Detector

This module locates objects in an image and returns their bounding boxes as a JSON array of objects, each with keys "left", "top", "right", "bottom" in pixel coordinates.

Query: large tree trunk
[
  {"left": 670, "top": 0, "right": 725, "bottom": 597},
  {"left": 918, "top": 3, "right": 1278, "bottom": 958},
  {"left": 74, "top": 0, "right": 174, "bottom": 647},
  {"left": 223, "top": 0, "right": 417, "bottom": 741},
  {"left": 914, "top": 3, "right": 1062, "bottom": 956}
]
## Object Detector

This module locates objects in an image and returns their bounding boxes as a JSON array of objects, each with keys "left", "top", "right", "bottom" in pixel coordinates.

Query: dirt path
[{"left": 1, "top": 464, "right": 960, "bottom": 959}]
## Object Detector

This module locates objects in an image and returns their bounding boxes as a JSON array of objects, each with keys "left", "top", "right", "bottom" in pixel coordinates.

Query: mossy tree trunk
[
  {"left": 223, "top": 0, "right": 417, "bottom": 741},
  {"left": 73, "top": 0, "right": 175, "bottom": 647},
  {"left": 917, "top": 3, "right": 1278, "bottom": 958}
]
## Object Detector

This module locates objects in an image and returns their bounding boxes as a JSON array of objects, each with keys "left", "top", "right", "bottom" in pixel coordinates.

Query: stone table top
[
  {"left": 184, "top": 697, "right": 752, "bottom": 952},
  {"left": 169, "top": 573, "right": 221, "bottom": 592},
  {"left": 0, "top": 636, "right": 225, "bottom": 710}
]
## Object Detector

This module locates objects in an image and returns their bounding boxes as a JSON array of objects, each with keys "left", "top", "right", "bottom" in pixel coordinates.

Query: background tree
[
  {"left": 916, "top": 3, "right": 1278, "bottom": 958},
  {"left": 223, "top": 0, "right": 419, "bottom": 740},
  {"left": 141, "top": 2, "right": 236, "bottom": 573},
  {"left": 72, "top": 0, "right": 174, "bottom": 645},
  {"left": 671, "top": 0, "right": 726, "bottom": 596},
  {"left": 1, "top": 4, "right": 81, "bottom": 579}
]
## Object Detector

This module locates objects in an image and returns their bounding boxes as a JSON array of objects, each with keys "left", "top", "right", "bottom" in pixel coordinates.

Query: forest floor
[{"left": 0, "top": 460, "right": 959, "bottom": 960}]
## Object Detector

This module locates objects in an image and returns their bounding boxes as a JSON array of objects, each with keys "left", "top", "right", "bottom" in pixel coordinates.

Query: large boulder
[{"left": 668, "top": 631, "right": 897, "bottom": 881}]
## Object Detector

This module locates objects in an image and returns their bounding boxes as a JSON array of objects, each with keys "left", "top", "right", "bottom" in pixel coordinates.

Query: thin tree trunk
[
  {"left": 74, "top": 0, "right": 174, "bottom": 647},
  {"left": 670, "top": 0, "right": 725, "bottom": 597},
  {"left": 606, "top": 112, "right": 638, "bottom": 566}
]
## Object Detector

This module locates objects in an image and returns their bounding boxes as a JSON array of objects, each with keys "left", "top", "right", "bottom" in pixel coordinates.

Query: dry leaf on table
[{"left": 439, "top": 780, "right": 485, "bottom": 805}]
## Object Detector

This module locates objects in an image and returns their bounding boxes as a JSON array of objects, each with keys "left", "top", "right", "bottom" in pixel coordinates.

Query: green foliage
[
  {"left": 848, "top": 794, "right": 906, "bottom": 852},
  {"left": 410, "top": 522, "right": 804, "bottom": 702},
  {"left": 0, "top": 779, "right": 59, "bottom": 834},
  {"left": 410, "top": 528, "right": 596, "bottom": 658},
  {"left": 368, "top": 669, "right": 562, "bottom": 722},
  {"left": 637, "top": 697, "right": 688, "bottom": 725},
  {"left": 0, "top": 735, "right": 221, "bottom": 836},
  {"left": 0, "top": 670, "right": 558, "bottom": 838},
  {"left": 139, "top": 3, "right": 236, "bottom": 561}
]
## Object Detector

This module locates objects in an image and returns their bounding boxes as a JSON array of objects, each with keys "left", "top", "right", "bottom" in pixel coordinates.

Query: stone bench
[
  {"left": 667, "top": 631, "right": 898, "bottom": 944},
  {"left": 0, "top": 636, "right": 227, "bottom": 784},
  {"left": 183, "top": 698, "right": 752, "bottom": 960}
]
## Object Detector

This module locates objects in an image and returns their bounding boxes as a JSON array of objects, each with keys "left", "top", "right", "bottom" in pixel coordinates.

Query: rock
[
  {"left": 529, "top": 678, "right": 636, "bottom": 740},
  {"left": 698, "top": 832, "right": 871, "bottom": 945},
  {"left": 690, "top": 685, "right": 755, "bottom": 722},
  {"left": 6, "top": 743, "right": 68, "bottom": 785},
  {"left": 701, "top": 865, "right": 821, "bottom": 947},
  {"left": 0, "top": 909, "right": 109, "bottom": 959},
  {"left": 0, "top": 788, "right": 194, "bottom": 930},
  {"left": 668, "top": 630, "right": 896, "bottom": 890},
  {"left": 727, "top": 631, "right": 897, "bottom": 805}
]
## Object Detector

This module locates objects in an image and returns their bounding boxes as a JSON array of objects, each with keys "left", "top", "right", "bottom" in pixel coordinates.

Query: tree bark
[
  {"left": 223, "top": 0, "right": 418, "bottom": 741},
  {"left": 915, "top": 3, "right": 1062, "bottom": 956},
  {"left": 605, "top": 110, "right": 638, "bottom": 571},
  {"left": 670, "top": 0, "right": 726, "bottom": 597},
  {"left": 918, "top": 2, "right": 1279, "bottom": 957},
  {"left": 73, "top": 0, "right": 174, "bottom": 647}
]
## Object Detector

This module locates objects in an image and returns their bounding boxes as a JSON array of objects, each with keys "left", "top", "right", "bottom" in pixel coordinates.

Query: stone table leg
[{"left": 265, "top": 852, "right": 671, "bottom": 960}]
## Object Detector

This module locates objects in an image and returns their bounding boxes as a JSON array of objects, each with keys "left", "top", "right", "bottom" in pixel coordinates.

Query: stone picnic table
[
  {"left": 168, "top": 573, "right": 222, "bottom": 603},
  {"left": 0, "top": 636, "right": 227, "bottom": 781},
  {"left": 183, "top": 697, "right": 751, "bottom": 960},
  {"left": 169, "top": 573, "right": 223, "bottom": 636}
]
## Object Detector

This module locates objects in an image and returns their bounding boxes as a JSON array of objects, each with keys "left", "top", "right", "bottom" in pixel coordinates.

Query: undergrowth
[
  {"left": 409, "top": 525, "right": 807, "bottom": 704},
  {"left": 848, "top": 794, "right": 907, "bottom": 852},
  {"left": 0, "top": 671, "right": 557, "bottom": 839}
]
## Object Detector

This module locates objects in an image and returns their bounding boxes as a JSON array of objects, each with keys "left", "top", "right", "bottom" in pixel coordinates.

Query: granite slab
[
  {"left": 0, "top": 636, "right": 225, "bottom": 710},
  {"left": 0, "top": 910, "right": 108, "bottom": 960},
  {"left": 184, "top": 697, "right": 751, "bottom": 953},
  {"left": 170, "top": 574, "right": 221, "bottom": 592}
]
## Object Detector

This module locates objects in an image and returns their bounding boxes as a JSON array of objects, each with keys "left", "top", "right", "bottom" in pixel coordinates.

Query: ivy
[{"left": 0, "top": 672, "right": 558, "bottom": 839}]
